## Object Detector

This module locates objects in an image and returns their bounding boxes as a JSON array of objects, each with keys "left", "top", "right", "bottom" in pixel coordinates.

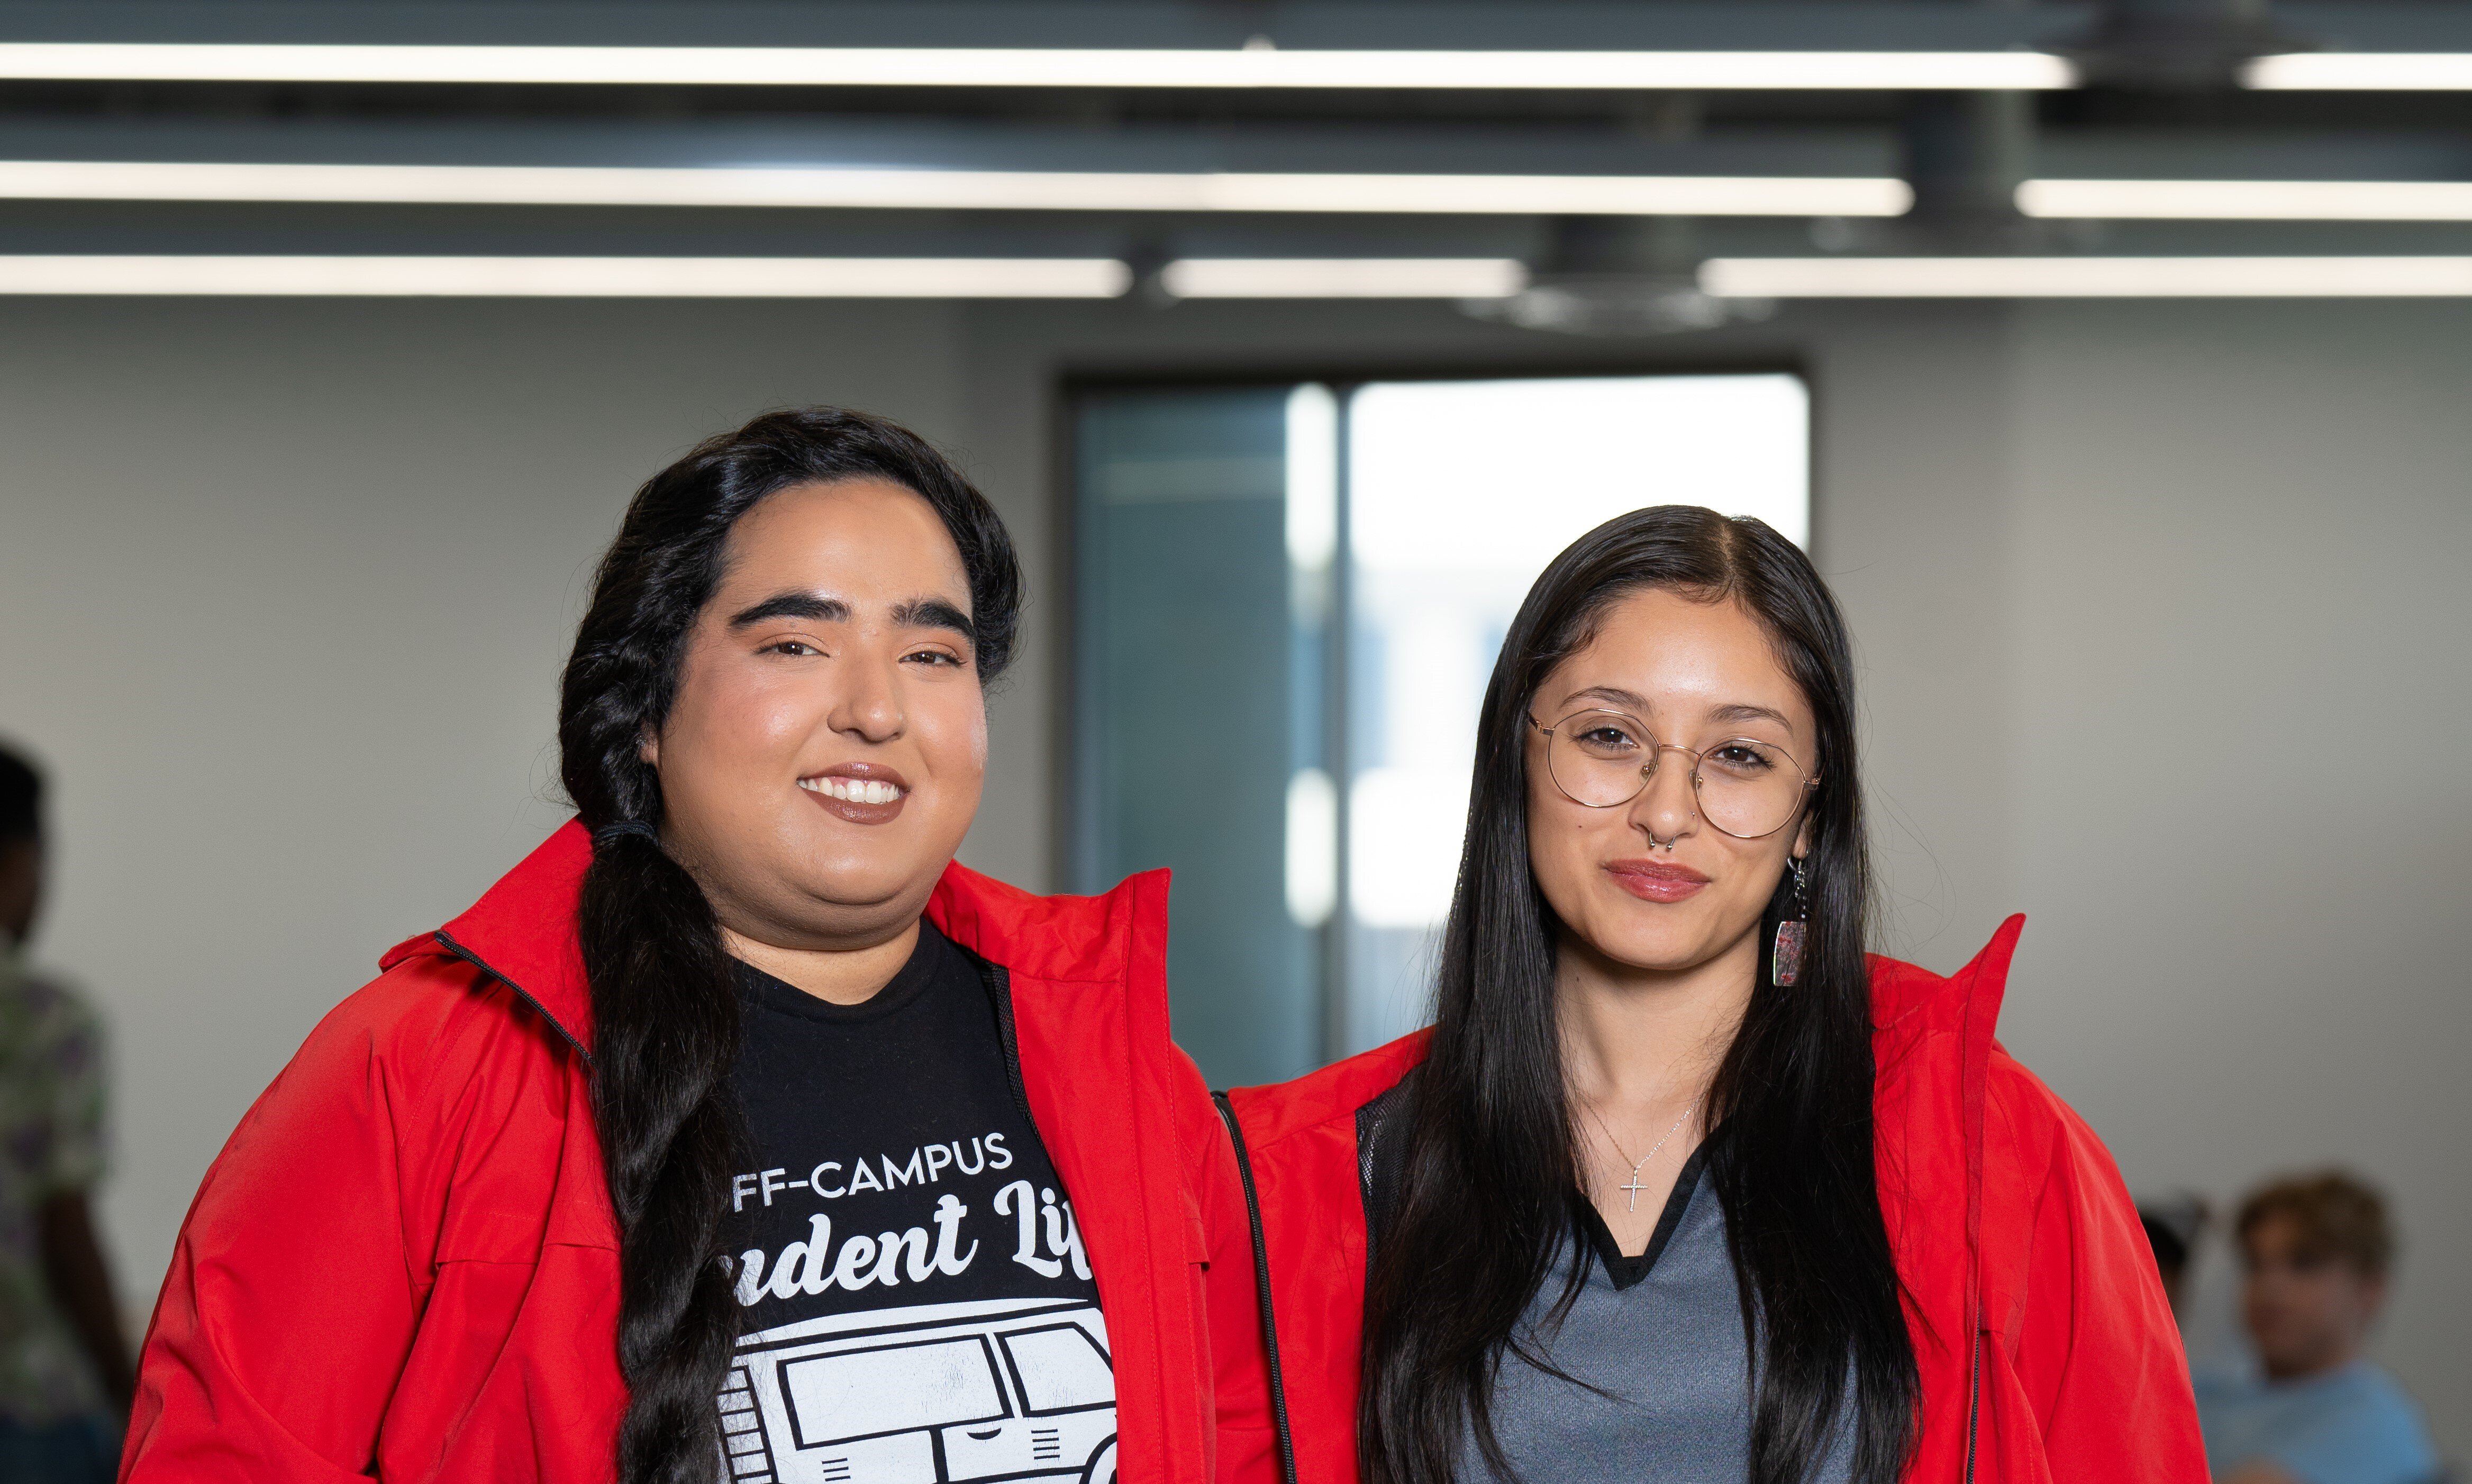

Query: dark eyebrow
[
  {"left": 728, "top": 592, "right": 849, "bottom": 630},
  {"left": 892, "top": 596, "right": 977, "bottom": 649},
  {"left": 1554, "top": 689, "right": 1797, "bottom": 735},
  {"left": 1559, "top": 685, "right": 1650, "bottom": 714},
  {"left": 1708, "top": 702, "right": 1795, "bottom": 731}
]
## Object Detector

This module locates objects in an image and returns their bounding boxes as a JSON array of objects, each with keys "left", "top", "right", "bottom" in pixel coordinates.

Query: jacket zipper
[
  {"left": 1964, "top": 1322, "right": 1982, "bottom": 1481},
  {"left": 432, "top": 930, "right": 594, "bottom": 1067},
  {"left": 1214, "top": 1092, "right": 1300, "bottom": 1484}
]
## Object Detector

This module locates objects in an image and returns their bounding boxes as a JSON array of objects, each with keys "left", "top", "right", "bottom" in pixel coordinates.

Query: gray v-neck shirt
[{"left": 1455, "top": 1146, "right": 1853, "bottom": 1484}]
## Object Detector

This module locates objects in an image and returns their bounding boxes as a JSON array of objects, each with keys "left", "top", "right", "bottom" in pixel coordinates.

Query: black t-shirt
[{"left": 716, "top": 921, "right": 1119, "bottom": 1484}]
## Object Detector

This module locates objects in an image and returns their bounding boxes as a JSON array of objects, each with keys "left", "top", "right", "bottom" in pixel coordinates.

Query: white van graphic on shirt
[{"left": 721, "top": 1296, "right": 1117, "bottom": 1484}]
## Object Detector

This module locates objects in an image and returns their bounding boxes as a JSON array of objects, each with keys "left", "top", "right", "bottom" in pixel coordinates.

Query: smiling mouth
[
  {"left": 1604, "top": 859, "right": 1711, "bottom": 903},
  {"left": 798, "top": 776, "right": 907, "bottom": 805}
]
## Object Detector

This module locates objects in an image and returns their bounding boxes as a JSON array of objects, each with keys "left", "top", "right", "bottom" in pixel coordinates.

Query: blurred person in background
[
  {"left": 0, "top": 745, "right": 133, "bottom": 1483},
  {"left": 119, "top": 409, "right": 1255, "bottom": 1484},
  {"left": 1216, "top": 508, "right": 2203, "bottom": 1484},
  {"left": 2200, "top": 1170, "right": 2438, "bottom": 1484}
]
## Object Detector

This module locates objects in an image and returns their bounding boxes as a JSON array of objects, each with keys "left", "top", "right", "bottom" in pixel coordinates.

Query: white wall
[
  {"left": 2001, "top": 300, "right": 2472, "bottom": 1445},
  {"left": 0, "top": 294, "right": 970, "bottom": 1340},
  {"left": 1, "top": 290, "right": 2463, "bottom": 1456}
]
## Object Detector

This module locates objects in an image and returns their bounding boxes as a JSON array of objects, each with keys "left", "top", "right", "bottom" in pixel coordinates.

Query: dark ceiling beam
[
  {"left": 2, "top": 3, "right": 2467, "bottom": 66},
  {"left": 0, "top": 114, "right": 1903, "bottom": 177},
  {"left": 0, "top": 3, "right": 2098, "bottom": 53},
  {"left": 0, "top": 111, "right": 2460, "bottom": 187}
]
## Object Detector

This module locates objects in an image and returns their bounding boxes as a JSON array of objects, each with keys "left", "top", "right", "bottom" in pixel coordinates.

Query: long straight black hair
[
  {"left": 557, "top": 407, "right": 1023, "bottom": 1484},
  {"left": 1359, "top": 506, "right": 1916, "bottom": 1483}
]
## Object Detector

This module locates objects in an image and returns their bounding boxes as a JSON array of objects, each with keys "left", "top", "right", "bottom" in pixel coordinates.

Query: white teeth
[{"left": 799, "top": 776, "right": 904, "bottom": 805}]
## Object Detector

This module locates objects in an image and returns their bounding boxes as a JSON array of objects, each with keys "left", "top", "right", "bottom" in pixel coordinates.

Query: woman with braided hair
[{"left": 123, "top": 408, "right": 1264, "bottom": 1484}]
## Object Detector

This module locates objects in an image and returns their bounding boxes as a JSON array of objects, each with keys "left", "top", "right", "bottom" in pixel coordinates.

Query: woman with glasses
[{"left": 1213, "top": 506, "right": 2204, "bottom": 1483}]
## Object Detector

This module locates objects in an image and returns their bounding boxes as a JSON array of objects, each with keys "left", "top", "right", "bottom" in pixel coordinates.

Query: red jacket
[
  {"left": 122, "top": 821, "right": 1260, "bottom": 1484},
  {"left": 1216, "top": 918, "right": 2207, "bottom": 1483}
]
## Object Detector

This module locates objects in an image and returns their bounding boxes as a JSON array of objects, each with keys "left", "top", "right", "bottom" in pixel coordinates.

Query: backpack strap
[{"left": 1212, "top": 1091, "right": 1300, "bottom": 1484}]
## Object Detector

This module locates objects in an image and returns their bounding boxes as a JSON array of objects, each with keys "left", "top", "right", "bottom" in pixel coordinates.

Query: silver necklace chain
[{"left": 1583, "top": 1099, "right": 1700, "bottom": 1213}]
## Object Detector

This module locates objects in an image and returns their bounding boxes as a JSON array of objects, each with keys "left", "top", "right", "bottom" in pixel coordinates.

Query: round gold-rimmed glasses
[{"left": 1530, "top": 708, "right": 1816, "bottom": 840}]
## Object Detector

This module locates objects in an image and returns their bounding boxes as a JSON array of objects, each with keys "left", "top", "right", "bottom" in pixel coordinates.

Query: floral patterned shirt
[{"left": 0, "top": 947, "right": 108, "bottom": 1424}]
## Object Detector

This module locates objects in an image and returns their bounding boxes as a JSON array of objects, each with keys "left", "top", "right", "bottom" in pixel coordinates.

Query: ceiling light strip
[
  {"left": 2021, "top": 179, "right": 2472, "bottom": 220},
  {"left": 2242, "top": 53, "right": 2472, "bottom": 90},
  {"left": 1700, "top": 256, "right": 2472, "bottom": 298},
  {"left": 0, "top": 160, "right": 1913, "bottom": 217},
  {"left": 1161, "top": 258, "right": 1527, "bottom": 297},
  {"left": 0, "top": 255, "right": 1133, "bottom": 297},
  {"left": 0, "top": 42, "right": 2077, "bottom": 90}
]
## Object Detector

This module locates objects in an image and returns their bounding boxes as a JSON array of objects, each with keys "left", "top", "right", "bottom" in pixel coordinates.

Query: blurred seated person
[
  {"left": 2198, "top": 1170, "right": 2439, "bottom": 1484},
  {"left": 0, "top": 745, "right": 132, "bottom": 1481}
]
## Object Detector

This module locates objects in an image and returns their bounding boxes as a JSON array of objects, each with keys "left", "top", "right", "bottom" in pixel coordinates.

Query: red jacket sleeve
[
  {"left": 122, "top": 969, "right": 461, "bottom": 1482},
  {"left": 1976, "top": 1051, "right": 2208, "bottom": 1480}
]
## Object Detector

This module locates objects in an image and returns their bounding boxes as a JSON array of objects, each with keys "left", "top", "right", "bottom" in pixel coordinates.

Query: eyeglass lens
[{"left": 1543, "top": 709, "right": 1806, "bottom": 839}]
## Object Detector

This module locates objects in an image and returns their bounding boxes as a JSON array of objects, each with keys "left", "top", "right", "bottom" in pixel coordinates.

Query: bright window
[{"left": 1074, "top": 372, "right": 1810, "bottom": 1081}]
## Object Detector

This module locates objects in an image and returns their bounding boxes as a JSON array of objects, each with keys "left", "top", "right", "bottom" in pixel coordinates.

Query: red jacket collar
[
  {"left": 1867, "top": 912, "right": 2024, "bottom": 1084},
  {"left": 380, "top": 818, "right": 1167, "bottom": 1057},
  {"left": 1229, "top": 915, "right": 2027, "bottom": 1127},
  {"left": 1869, "top": 913, "right": 2024, "bottom": 1027},
  {"left": 383, "top": 821, "right": 599, "bottom": 1051}
]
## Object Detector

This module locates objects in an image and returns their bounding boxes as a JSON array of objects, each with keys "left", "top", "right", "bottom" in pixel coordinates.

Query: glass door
[{"left": 1069, "top": 387, "right": 1328, "bottom": 1087}]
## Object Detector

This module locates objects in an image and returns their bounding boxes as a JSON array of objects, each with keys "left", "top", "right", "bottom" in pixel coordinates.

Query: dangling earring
[{"left": 1772, "top": 856, "right": 1810, "bottom": 987}]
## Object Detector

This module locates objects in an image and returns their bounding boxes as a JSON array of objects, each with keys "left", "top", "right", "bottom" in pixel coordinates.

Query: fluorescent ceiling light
[
  {"left": 0, "top": 159, "right": 1913, "bottom": 216},
  {"left": 0, "top": 42, "right": 2077, "bottom": 90},
  {"left": 0, "top": 255, "right": 1132, "bottom": 297},
  {"left": 1700, "top": 256, "right": 2472, "bottom": 298},
  {"left": 2242, "top": 53, "right": 2472, "bottom": 90},
  {"left": 1161, "top": 258, "right": 1527, "bottom": 298},
  {"left": 2021, "top": 178, "right": 2472, "bottom": 220}
]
